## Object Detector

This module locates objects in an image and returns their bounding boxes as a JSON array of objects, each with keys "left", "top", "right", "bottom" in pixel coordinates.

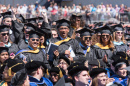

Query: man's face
[
  {"left": 28, "top": 37, "right": 39, "bottom": 48},
  {"left": 3, "top": 18, "right": 12, "bottom": 26},
  {"left": 51, "top": 30, "right": 58, "bottom": 38},
  {"left": 81, "top": 36, "right": 91, "bottom": 46},
  {"left": 0, "top": 31, "right": 9, "bottom": 43},
  {"left": 75, "top": 71, "right": 90, "bottom": 85},
  {"left": 58, "top": 26, "right": 69, "bottom": 38}
]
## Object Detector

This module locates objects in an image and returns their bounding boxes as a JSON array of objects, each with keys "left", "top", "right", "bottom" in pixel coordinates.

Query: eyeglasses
[
  {"left": 101, "top": 35, "right": 110, "bottom": 38},
  {"left": 1, "top": 33, "right": 9, "bottom": 36},
  {"left": 116, "top": 32, "right": 123, "bottom": 34},
  {"left": 31, "top": 39, "right": 39, "bottom": 42},
  {"left": 50, "top": 74, "right": 59, "bottom": 77},
  {"left": 59, "top": 62, "right": 67, "bottom": 65},
  {"left": 84, "top": 37, "right": 91, "bottom": 40}
]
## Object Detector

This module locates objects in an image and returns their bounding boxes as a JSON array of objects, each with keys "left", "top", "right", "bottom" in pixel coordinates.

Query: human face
[
  {"left": 81, "top": 36, "right": 91, "bottom": 46},
  {"left": 58, "top": 59, "right": 68, "bottom": 71},
  {"left": 3, "top": 18, "right": 12, "bottom": 26},
  {"left": 97, "top": 73, "right": 107, "bottom": 86},
  {"left": 58, "top": 26, "right": 69, "bottom": 38},
  {"left": 51, "top": 30, "right": 58, "bottom": 38},
  {"left": 40, "top": 36, "right": 45, "bottom": 44},
  {"left": 28, "top": 38, "right": 39, "bottom": 48},
  {"left": 50, "top": 72, "right": 59, "bottom": 83},
  {"left": 116, "top": 64, "right": 127, "bottom": 78},
  {"left": 75, "top": 71, "right": 90, "bottom": 85},
  {"left": 101, "top": 33, "right": 110, "bottom": 43},
  {"left": 0, "top": 31, "right": 9, "bottom": 43},
  {"left": 23, "top": 76, "right": 30, "bottom": 86},
  {"left": 75, "top": 17, "right": 81, "bottom": 26},
  {"left": 115, "top": 31, "right": 123, "bottom": 40},
  {"left": 0, "top": 52, "right": 9, "bottom": 63}
]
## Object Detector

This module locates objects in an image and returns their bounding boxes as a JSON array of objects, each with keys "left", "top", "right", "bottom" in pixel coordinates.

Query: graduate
[
  {"left": 93, "top": 25, "right": 114, "bottom": 66},
  {"left": 0, "top": 25, "right": 19, "bottom": 56},
  {"left": 0, "top": 59, "right": 25, "bottom": 86},
  {"left": 50, "top": 19, "right": 84, "bottom": 63},
  {"left": 25, "top": 61, "right": 53, "bottom": 86},
  {"left": 76, "top": 27, "right": 96, "bottom": 62},
  {"left": 112, "top": 24, "right": 128, "bottom": 53}
]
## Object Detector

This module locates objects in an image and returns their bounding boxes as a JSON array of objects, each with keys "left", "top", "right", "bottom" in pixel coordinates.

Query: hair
[
  {"left": 28, "top": 70, "right": 37, "bottom": 76},
  {"left": 115, "top": 64, "right": 124, "bottom": 72},
  {"left": 91, "top": 34, "right": 100, "bottom": 45},
  {"left": 113, "top": 32, "right": 126, "bottom": 44},
  {"left": 100, "top": 34, "right": 115, "bottom": 49},
  {"left": 58, "top": 59, "right": 69, "bottom": 67},
  {"left": 92, "top": 77, "right": 98, "bottom": 86}
]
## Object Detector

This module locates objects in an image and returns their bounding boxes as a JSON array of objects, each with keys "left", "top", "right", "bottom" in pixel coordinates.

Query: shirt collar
[
  {"left": 59, "top": 35, "right": 67, "bottom": 40},
  {"left": 80, "top": 42, "right": 89, "bottom": 50}
]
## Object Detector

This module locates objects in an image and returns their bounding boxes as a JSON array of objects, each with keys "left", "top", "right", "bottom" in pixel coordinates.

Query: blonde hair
[{"left": 113, "top": 31, "right": 126, "bottom": 44}]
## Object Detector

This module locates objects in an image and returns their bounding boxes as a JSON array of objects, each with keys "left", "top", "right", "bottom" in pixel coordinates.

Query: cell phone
[{"left": 10, "top": 53, "right": 15, "bottom": 56}]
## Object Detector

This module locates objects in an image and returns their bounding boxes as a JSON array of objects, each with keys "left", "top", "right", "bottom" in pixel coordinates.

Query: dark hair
[{"left": 115, "top": 64, "right": 124, "bottom": 72}]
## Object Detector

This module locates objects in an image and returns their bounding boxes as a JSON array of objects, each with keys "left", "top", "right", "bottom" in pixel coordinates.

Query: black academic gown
[
  {"left": 93, "top": 43, "right": 114, "bottom": 65},
  {"left": 114, "top": 44, "right": 128, "bottom": 53},
  {"left": 15, "top": 47, "right": 50, "bottom": 69},
  {"left": 50, "top": 36, "right": 85, "bottom": 63},
  {"left": 8, "top": 43, "right": 19, "bottom": 55},
  {"left": 18, "top": 39, "right": 28, "bottom": 50}
]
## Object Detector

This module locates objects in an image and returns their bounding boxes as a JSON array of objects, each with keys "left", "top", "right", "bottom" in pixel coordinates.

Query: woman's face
[
  {"left": 58, "top": 59, "right": 68, "bottom": 71},
  {"left": 50, "top": 72, "right": 59, "bottom": 83},
  {"left": 115, "top": 31, "right": 123, "bottom": 40},
  {"left": 0, "top": 52, "right": 9, "bottom": 63},
  {"left": 40, "top": 36, "right": 45, "bottom": 44},
  {"left": 97, "top": 72, "right": 107, "bottom": 86},
  {"left": 101, "top": 33, "right": 110, "bottom": 43},
  {"left": 116, "top": 64, "right": 127, "bottom": 78}
]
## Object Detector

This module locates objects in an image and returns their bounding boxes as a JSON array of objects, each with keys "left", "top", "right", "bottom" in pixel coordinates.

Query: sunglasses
[
  {"left": 51, "top": 74, "right": 59, "bottom": 77},
  {"left": 31, "top": 39, "right": 39, "bottom": 42},
  {"left": 84, "top": 37, "right": 91, "bottom": 40},
  {"left": 101, "top": 35, "right": 110, "bottom": 38},
  {"left": 116, "top": 32, "right": 123, "bottom": 34},
  {"left": 1, "top": 33, "right": 9, "bottom": 36}
]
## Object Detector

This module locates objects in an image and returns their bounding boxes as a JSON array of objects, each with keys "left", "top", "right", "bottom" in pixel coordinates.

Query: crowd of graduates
[{"left": 0, "top": 9, "right": 130, "bottom": 86}]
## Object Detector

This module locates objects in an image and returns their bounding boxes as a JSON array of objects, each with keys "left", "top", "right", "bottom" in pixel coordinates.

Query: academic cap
[
  {"left": 11, "top": 69, "right": 27, "bottom": 86},
  {"left": 65, "top": 78, "right": 75, "bottom": 86},
  {"left": 4, "top": 58, "right": 25, "bottom": 76},
  {"left": 116, "top": 52, "right": 128, "bottom": 60},
  {"left": 0, "top": 25, "right": 10, "bottom": 33},
  {"left": 1, "top": 11, "right": 12, "bottom": 19},
  {"left": 56, "top": 19, "right": 70, "bottom": 28},
  {"left": 89, "top": 68, "right": 107, "bottom": 79},
  {"left": 49, "top": 67, "right": 63, "bottom": 78},
  {"left": 98, "top": 25, "right": 113, "bottom": 34},
  {"left": 37, "top": 17, "right": 44, "bottom": 23},
  {"left": 67, "top": 63, "right": 82, "bottom": 72},
  {"left": 25, "top": 61, "right": 47, "bottom": 74},
  {"left": 26, "top": 17, "right": 37, "bottom": 24},
  {"left": 124, "top": 66, "right": 130, "bottom": 72},
  {"left": 59, "top": 55, "right": 71, "bottom": 65},
  {"left": 0, "top": 47, "right": 8, "bottom": 54},
  {"left": 72, "top": 13, "right": 82, "bottom": 17},
  {"left": 111, "top": 24, "right": 124, "bottom": 32},
  {"left": 28, "top": 30, "right": 40, "bottom": 39},
  {"left": 88, "top": 59, "right": 106, "bottom": 68},
  {"left": 76, "top": 27, "right": 93, "bottom": 37},
  {"left": 112, "top": 58, "right": 129, "bottom": 67},
  {"left": 68, "top": 64, "right": 88, "bottom": 77},
  {"left": 25, "top": 23, "right": 36, "bottom": 31},
  {"left": 15, "top": 14, "right": 26, "bottom": 23}
]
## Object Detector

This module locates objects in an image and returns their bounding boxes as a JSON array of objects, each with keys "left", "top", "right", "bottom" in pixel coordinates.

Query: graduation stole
[
  {"left": 0, "top": 81, "right": 8, "bottom": 86},
  {"left": 38, "top": 44, "right": 45, "bottom": 48},
  {"left": 95, "top": 43, "right": 110, "bottom": 49},
  {"left": 85, "top": 47, "right": 90, "bottom": 56},
  {"left": 54, "top": 37, "right": 71, "bottom": 46}
]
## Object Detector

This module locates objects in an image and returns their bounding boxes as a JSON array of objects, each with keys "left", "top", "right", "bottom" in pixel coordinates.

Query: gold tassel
[
  {"left": 97, "top": 59, "right": 100, "bottom": 68},
  {"left": 46, "top": 69, "right": 49, "bottom": 76}
]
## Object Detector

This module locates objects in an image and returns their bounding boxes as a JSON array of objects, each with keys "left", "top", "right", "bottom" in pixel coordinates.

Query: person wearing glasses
[
  {"left": 93, "top": 25, "right": 114, "bottom": 66},
  {"left": 25, "top": 61, "right": 53, "bottom": 86},
  {"left": 0, "top": 25, "right": 19, "bottom": 58},
  {"left": 76, "top": 27, "right": 96, "bottom": 63},
  {"left": 112, "top": 24, "right": 129, "bottom": 53}
]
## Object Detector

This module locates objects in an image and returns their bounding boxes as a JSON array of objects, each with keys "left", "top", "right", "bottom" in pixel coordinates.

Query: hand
[
  {"left": 54, "top": 50, "right": 59, "bottom": 57},
  {"left": 126, "top": 50, "right": 130, "bottom": 56},
  {"left": 68, "top": 55, "right": 73, "bottom": 62},
  {"left": 102, "top": 54, "right": 107, "bottom": 63},
  {"left": 65, "top": 50, "right": 70, "bottom": 55},
  {"left": 106, "top": 78, "right": 115, "bottom": 84},
  {"left": 10, "top": 53, "right": 15, "bottom": 59}
]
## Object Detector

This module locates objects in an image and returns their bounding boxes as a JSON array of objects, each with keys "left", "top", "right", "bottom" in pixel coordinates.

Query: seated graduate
[
  {"left": 0, "top": 25, "right": 19, "bottom": 58},
  {"left": 68, "top": 63, "right": 91, "bottom": 86},
  {"left": 50, "top": 19, "right": 84, "bottom": 63},
  {"left": 93, "top": 25, "right": 114, "bottom": 66},
  {"left": 15, "top": 29, "right": 49, "bottom": 68},
  {"left": 110, "top": 58, "right": 128, "bottom": 86},
  {"left": 25, "top": 61, "right": 53, "bottom": 86},
  {"left": 0, "top": 59, "right": 25, "bottom": 86},
  {"left": 76, "top": 27, "right": 97, "bottom": 62},
  {"left": 112, "top": 24, "right": 129, "bottom": 53},
  {"left": 11, "top": 69, "right": 30, "bottom": 86}
]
